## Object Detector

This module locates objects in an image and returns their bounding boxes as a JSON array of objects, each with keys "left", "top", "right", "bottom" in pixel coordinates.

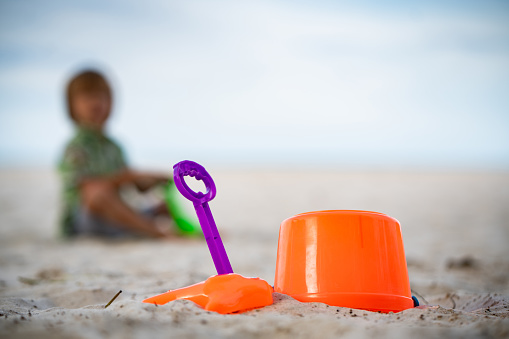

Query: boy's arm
[
  {"left": 130, "top": 170, "right": 172, "bottom": 192},
  {"left": 86, "top": 169, "right": 171, "bottom": 192}
]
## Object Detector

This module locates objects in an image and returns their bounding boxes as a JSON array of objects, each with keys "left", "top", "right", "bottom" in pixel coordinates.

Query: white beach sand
[{"left": 1, "top": 168, "right": 508, "bottom": 338}]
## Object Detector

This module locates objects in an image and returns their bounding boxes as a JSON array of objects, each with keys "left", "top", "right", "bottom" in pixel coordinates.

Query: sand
[{"left": 0, "top": 168, "right": 508, "bottom": 338}]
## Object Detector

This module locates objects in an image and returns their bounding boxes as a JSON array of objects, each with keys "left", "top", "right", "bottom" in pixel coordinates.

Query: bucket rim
[{"left": 282, "top": 210, "right": 400, "bottom": 225}]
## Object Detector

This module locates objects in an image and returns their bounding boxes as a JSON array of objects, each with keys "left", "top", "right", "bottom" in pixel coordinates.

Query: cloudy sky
[{"left": 1, "top": 0, "right": 508, "bottom": 169}]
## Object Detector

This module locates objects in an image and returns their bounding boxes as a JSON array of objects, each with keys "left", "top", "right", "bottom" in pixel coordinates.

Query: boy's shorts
[
  {"left": 73, "top": 207, "right": 130, "bottom": 237},
  {"left": 72, "top": 206, "right": 158, "bottom": 238}
]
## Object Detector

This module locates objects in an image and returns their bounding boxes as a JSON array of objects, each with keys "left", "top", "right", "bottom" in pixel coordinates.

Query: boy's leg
[{"left": 81, "top": 180, "right": 170, "bottom": 238}]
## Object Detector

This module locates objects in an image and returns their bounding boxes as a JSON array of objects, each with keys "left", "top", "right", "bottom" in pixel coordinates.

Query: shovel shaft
[{"left": 194, "top": 201, "right": 233, "bottom": 275}]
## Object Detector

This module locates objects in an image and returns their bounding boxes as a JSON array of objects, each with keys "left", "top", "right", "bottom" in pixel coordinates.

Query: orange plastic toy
[
  {"left": 143, "top": 274, "right": 273, "bottom": 314},
  {"left": 274, "top": 210, "right": 414, "bottom": 313}
]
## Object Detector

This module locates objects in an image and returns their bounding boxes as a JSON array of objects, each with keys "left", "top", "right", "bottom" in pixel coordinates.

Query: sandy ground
[{"left": 0, "top": 168, "right": 508, "bottom": 338}]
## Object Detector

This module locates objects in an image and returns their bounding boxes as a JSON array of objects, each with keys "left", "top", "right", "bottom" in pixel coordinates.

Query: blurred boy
[{"left": 59, "top": 70, "right": 172, "bottom": 238}]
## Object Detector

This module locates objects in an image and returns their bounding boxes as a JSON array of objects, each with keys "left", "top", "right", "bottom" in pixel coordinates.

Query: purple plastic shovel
[{"left": 173, "top": 160, "right": 234, "bottom": 275}]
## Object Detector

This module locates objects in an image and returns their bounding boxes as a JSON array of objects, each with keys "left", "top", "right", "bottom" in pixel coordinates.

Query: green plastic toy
[{"left": 163, "top": 182, "right": 202, "bottom": 236}]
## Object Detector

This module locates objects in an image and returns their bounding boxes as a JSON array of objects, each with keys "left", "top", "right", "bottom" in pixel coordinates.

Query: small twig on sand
[
  {"left": 449, "top": 294, "right": 457, "bottom": 309},
  {"left": 411, "top": 289, "right": 429, "bottom": 305},
  {"left": 105, "top": 290, "right": 122, "bottom": 309}
]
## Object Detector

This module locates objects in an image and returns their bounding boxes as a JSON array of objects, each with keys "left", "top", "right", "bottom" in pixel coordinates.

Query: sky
[{"left": 0, "top": 0, "right": 508, "bottom": 169}]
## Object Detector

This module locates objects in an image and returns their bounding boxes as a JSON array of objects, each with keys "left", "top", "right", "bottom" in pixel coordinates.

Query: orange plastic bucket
[{"left": 274, "top": 210, "right": 414, "bottom": 313}]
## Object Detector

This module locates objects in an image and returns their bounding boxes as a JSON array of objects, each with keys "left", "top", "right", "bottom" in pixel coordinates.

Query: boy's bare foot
[{"left": 153, "top": 217, "right": 176, "bottom": 239}]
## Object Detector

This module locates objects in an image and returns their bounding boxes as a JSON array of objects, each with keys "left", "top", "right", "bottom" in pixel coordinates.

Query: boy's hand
[
  {"left": 133, "top": 172, "right": 171, "bottom": 192},
  {"left": 151, "top": 226, "right": 174, "bottom": 239}
]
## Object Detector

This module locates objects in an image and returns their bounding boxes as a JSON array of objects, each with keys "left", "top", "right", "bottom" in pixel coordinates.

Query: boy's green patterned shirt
[{"left": 58, "top": 127, "right": 127, "bottom": 236}]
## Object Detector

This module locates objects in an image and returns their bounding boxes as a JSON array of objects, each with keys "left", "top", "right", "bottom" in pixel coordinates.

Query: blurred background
[{"left": 1, "top": 0, "right": 508, "bottom": 170}]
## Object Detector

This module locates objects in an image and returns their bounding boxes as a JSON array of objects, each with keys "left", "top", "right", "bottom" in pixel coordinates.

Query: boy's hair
[{"left": 66, "top": 70, "right": 112, "bottom": 121}]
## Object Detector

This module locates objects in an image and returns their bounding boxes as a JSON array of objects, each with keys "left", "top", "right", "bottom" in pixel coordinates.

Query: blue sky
[{"left": 0, "top": 0, "right": 508, "bottom": 169}]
